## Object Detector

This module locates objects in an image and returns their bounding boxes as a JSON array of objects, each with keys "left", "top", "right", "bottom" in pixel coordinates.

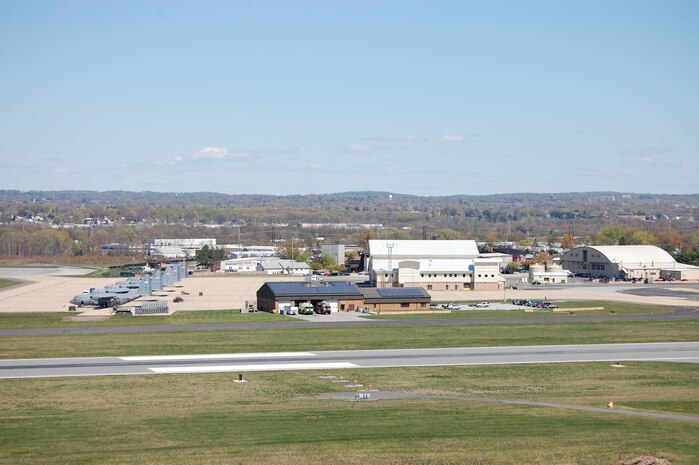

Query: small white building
[
  {"left": 221, "top": 257, "right": 261, "bottom": 273},
  {"left": 148, "top": 246, "right": 187, "bottom": 259},
  {"left": 257, "top": 260, "right": 311, "bottom": 275},
  {"left": 147, "top": 238, "right": 216, "bottom": 258},
  {"left": 227, "top": 245, "right": 277, "bottom": 259},
  {"left": 528, "top": 263, "right": 569, "bottom": 284}
]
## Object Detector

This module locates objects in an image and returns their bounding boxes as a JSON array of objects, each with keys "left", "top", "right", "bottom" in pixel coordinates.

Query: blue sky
[{"left": 1, "top": 0, "right": 697, "bottom": 195}]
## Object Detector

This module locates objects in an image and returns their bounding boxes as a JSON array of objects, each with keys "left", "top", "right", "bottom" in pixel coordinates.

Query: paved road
[
  {"left": 2, "top": 342, "right": 698, "bottom": 379},
  {"left": 2, "top": 307, "right": 698, "bottom": 337}
]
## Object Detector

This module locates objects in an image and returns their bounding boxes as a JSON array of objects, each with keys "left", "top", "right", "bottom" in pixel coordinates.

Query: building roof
[
  {"left": 261, "top": 281, "right": 363, "bottom": 298},
  {"left": 258, "top": 260, "right": 310, "bottom": 270},
  {"left": 360, "top": 287, "right": 431, "bottom": 303},
  {"left": 368, "top": 240, "right": 479, "bottom": 258},
  {"left": 576, "top": 245, "right": 675, "bottom": 266}
]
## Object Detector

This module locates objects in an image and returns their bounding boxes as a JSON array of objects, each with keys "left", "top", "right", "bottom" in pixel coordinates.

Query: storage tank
[{"left": 529, "top": 263, "right": 545, "bottom": 273}]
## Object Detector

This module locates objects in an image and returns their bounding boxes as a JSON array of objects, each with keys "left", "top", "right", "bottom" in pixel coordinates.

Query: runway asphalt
[
  {"left": 2, "top": 342, "right": 698, "bottom": 379},
  {"left": 1, "top": 307, "right": 698, "bottom": 337}
]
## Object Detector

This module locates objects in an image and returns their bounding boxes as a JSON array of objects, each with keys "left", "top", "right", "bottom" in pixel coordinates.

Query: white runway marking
[
  {"left": 148, "top": 362, "right": 358, "bottom": 374},
  {"left": 122, "top": 352, "right": 316, "bottom": 361}
]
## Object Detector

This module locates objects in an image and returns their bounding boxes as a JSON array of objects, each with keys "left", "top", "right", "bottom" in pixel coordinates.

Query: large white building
[
  {"left": 560, "top": 245, "right": 699, "bottom": 281},
  {"left": 147, "top": 238, "right": 216, "bottom": 258},
  {"left": 221, "top": 257, "right": 310, "bottom": 275},
  {"left": 367, "top": 240, "right": 504, "bottom": 291}
]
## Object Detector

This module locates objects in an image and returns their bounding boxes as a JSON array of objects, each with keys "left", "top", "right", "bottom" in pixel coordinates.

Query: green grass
[
  {"left": 0, "top": 310, "right": 296, "bottom": 329},
  {"left": 368, "top": 301, "right": 675, "bottom": 320},
  {"left": 0, "top": 279, "right": 20, "bottom": 290},
  {"left": 0, "top": 362, "right": 697, "bottom": 464},
  {"left": 1, "top": 320, "right": 698, "bottom": 359},
  {"left": 77, "top": 268, "right": 119, "bottom": 278}
]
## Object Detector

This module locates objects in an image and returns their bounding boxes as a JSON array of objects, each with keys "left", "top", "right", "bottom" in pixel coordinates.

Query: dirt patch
[{"left": 614, "top": 455, "right": 672, "bottom": 465}]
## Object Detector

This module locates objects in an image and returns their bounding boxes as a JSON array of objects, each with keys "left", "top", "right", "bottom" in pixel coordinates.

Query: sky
[{"left": 0, "top": 0, "right": 697, "bottom": 196}]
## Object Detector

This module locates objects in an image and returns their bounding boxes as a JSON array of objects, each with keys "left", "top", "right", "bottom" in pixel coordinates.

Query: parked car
[
  {"left": 467, "top": 301, "right": 489, "bottom": 308},
  {"left": 442, "top": 303, "right": 461, "bottom": 310}
]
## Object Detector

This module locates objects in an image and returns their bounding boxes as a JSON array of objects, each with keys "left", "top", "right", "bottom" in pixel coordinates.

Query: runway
[{"left": 2, "top": 342, "right": 698, "bottom": 379}]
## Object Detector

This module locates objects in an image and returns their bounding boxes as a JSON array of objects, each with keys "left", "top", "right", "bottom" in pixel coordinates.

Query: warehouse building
[
  {"left": 560, "top": 245, "right": 699, "bottom": 281},
  {"left": 359, "top": 287, "right": 431, "bottom": 311},
  {"left": 367, "top": 240, "right": 504, "bottom": 291},
  {"left": 256, "top": 281, "right": 431, "bottom": 314}
]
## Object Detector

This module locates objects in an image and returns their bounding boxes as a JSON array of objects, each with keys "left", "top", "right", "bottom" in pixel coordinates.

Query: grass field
[
  {"left": 1, "top": 362, "right": 697, "bottom": 465},
  {"left": 0, "top": 279, "right": 20, "bottom": 290},
  {"left": 0, "top": 310, "right": 296, "bottom": 329},
  {"left": 370, "top": 301, "right": 675, "bottom": 319},
  {"left": 1, "top": 320, "right": 698, "bottom": 359},
  {"left": 0, "top": 301, "right": 678, "bottom": 330}
]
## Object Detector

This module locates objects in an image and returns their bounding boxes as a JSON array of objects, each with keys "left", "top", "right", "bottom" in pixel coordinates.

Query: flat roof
[
  {"left": 360, "top": 287, "right": 431, "bottom": 303},
  {"left": 262, "top": 281, "right": 363, "bottom": 298}
]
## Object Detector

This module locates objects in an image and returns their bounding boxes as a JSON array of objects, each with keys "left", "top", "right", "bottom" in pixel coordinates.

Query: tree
[
  {"left": 308, "top": 252, "right": 335, "bottom": 270},
  {"left": 357, "top": 230, "right": 377, "bottom": 249},
  {"left": 195, "top": 245, "right": 226, "bottom": 269},
  {"left": 275, "top": 241, "right": 310, "bottom": 261},
  {"left": 594, "top": 226, "right": 625, "bottom": 245},
  {"left": 561, "top": 234, "right": 576, "bottom": 249},
  {"left": 430, "top": 228, "right": 461, "bottom": 240}
]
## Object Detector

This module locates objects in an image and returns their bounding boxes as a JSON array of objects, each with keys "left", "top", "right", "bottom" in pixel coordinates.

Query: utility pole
[{"left": 386, "top": 242, "right": 395, "bottom": 288}]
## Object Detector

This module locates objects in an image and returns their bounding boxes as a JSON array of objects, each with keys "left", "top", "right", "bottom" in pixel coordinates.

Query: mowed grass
[
  {"left": 0, "top": 362, "right": 697, "bottom": 465},
  {"left": 0, "top": 310, "right": 296, "bottom": 329},
  {"left": 0, "top": 301, "right": 679, "bottom": 329},
  {"left": 0, "top": 279, "right": 20, "bottom": 290},
  {"left": 372, "top": 301, "right": 676, "bottom": 320},
  {"left": 1, "top": 320, "right": 698, "bottom": 359}
]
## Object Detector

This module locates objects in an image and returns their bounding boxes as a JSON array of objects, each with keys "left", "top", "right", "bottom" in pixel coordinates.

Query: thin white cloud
[
  {"left": 195, "top": 147, "right": 229, "bottom": 159},
  {"left": 194, "top": 147, "right": 251, "bottom": 160},
  {"left": 308, "top": 163, "right": 321, "bottom": 170},
  {"left": 347, "top": 144, "right": 371, "bottom": 153},
  {"left": 437, "top": 134, "right": 465, "bottom": 143}
]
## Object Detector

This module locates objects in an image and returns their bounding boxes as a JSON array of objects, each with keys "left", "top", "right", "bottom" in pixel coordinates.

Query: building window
[
  {"left": 427, "top": 285, "right": 432, "bottom": 290},
  {"left": 464, "top": 283, "right": 469, "bottom": 287},
  {"left": 421, "top": 274, "right": 424, "bottom": 278},
  {"left": 401, "top": 303, "right": 409, "bottom": 308},
  {"left": 420, "top": 303, "right": 426, "bottom": 308},
  {"left": 445, "top": 285, "right": 449, "bottom": 290},
  {"left": 462, "top": 274, "right": 466, "bottom": 277}
]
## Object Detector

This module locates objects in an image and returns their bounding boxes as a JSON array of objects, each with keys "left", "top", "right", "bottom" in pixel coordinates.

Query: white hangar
[
  {"left": 560, "top": 245, "right": 699, "bottom": 281},
  {"left": 367, "top": 240, "right": 504, "bottom": 291}
]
